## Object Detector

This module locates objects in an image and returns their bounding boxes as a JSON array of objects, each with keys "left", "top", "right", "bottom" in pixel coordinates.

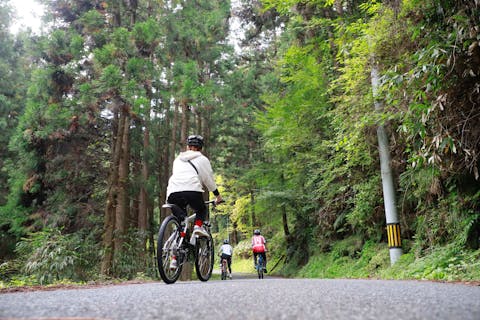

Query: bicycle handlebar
[{"left": 205, "top": 199, "right": 225, "bottom": 206}]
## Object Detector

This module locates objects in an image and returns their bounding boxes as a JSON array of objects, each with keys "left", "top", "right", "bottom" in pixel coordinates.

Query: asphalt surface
[{"left": 1, "top": 277, "right": 479, "bottom": 320}]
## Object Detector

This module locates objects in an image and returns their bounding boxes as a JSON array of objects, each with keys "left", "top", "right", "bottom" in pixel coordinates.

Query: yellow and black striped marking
[{"left": 387, "top": 223, "right": 402, "bottom": 248}]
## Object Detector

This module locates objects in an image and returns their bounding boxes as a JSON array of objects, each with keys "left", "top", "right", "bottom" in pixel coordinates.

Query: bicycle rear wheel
[
  {"left": 221, "top": 260, "right": 227, "bottom": 280},
  {"left": 258, "top": 266, "right": 264, "bottom": 279},
  {"left": 195, "top": 235, "right": 214, "bottom": 281},
  {"left": 257, "top": 256, "right": 264, "bottom": 279},
  {"left": 157, "top": 215, "right": 183, "bottom": 284}
]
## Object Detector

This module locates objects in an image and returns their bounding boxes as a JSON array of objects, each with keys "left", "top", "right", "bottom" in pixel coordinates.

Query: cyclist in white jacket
[
  {"left": 219, "top": 239, "right": 233, "bottom": 278},
  {"left": 166, "top": 135, "right": 223, "bottom": 238}
]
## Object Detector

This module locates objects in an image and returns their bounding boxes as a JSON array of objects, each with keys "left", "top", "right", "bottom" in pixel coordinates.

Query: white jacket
[
  {"left": 219, "top": 244, "right": 233, "bottom": 256},
  {"left": 166, "top": 150, "right": 218, "bottom": 198}
]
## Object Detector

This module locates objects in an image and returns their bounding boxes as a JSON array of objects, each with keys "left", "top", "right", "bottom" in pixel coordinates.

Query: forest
[{"left": 0, "top": 0, "right": 479, "bottom": 285}]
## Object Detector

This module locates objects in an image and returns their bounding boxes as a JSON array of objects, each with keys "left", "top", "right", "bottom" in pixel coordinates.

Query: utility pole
[{"left": 371, "top": 61, "right": 403, "bottom": 264}]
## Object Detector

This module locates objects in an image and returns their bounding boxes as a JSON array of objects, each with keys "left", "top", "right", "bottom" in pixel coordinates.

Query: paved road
[{"left": 1, "top": 277, "right": 479, "bottom": 320}]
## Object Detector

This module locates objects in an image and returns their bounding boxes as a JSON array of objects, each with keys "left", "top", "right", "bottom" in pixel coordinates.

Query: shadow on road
[{"left": 211, "top": 270, "right": 272, "bottom": 280}]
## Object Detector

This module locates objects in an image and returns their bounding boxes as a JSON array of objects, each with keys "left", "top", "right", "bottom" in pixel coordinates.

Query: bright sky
[{"left": 10, "top": 0, "right": 45, "bottom": 34}]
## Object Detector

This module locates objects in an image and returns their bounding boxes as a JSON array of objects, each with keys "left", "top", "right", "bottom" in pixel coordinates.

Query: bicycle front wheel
[
  {"left": 195, "top": 235, "right": 214, "bottom": 281},
  {"left": 157, "top": 215, "right": 183, "bottom": 284},
  {"left": 221, "top": 260, "right": 227, "bottom": 280}
]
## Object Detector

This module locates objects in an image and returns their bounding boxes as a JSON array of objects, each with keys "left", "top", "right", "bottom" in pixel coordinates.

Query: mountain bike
[
  {"left": 220, "top": 257, "right": 228, "bottom": 280},
  {"left": 256, "top": 254, "right": 264, "bottom": 279},
  {"left": 157, "top": 200, "right": 215, "bottom": 284}
]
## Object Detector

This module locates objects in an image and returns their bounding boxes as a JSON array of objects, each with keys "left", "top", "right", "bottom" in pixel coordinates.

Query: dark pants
[
  {"left": 253, "top": 252, "right": 267, "bottom": 268},
  {"left": 167, "top": 191, "right": 206, "bottom": 221},
  {"left": 221, "top": 253, "right": 232, "bottom": 273}
]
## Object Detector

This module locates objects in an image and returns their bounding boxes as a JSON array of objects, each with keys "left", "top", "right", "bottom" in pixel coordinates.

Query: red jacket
[{"left": 252, "top": 235, "right": 266, "bottom": 253}]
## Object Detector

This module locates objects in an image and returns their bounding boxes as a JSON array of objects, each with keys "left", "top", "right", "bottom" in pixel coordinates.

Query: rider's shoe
[
  {"left": 169, "top": 257, "right": 177, "bottom": 270},
  {"left": 229, "top": 273, "right": 232, "bottom": 279},
  {"left": 192, "top": 225, "right": 209, "bottom": 238}
]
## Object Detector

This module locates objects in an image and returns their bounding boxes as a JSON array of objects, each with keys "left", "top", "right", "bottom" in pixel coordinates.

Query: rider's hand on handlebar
[{"left": 215, "top": 195, "right": 224, "bottom": 205}]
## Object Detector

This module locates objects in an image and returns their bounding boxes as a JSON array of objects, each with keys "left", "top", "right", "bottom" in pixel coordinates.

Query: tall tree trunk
[
  {"left": 179, "top": 99, "right": 192, "bottom": 281},
  {"left": 250, "top": 190, "right": 256, "bottom": 228},
  {"left": 131, "top": 138, "right": 140, "bottom": 227},
  {"left": 112, "top": 1, "right": 121, "bottom": 27},
  {"left": 170, "top": 102, "right": 178, "bottom": 175},
  {"left": 138, "top": 93, "right": 151, "bottom": 261},
  {"left": 282, "top": 204, "right": 290, "bottom": 234},
  {"left": 195, "top": 108, "right": 202, "bottom": 134},
  {"left": 157, "top": 98, "right": 171, "bottom": 223},
  {"left": 101, "top": 104, "right": 124, "bottom": 275},
  {"left": 334, "top": 0, "right": 344, "bottom": 15},
  {"left": 159, "top": 141, "right": 169, "bottom": 222},
  {"left": 202, "top": 111, "right": 210, "bottom": 156},
  {"left": 101, "top": 0, "right": 123, "bottom": 277},
  {"left": 231, "top": 222, "right": 238, "bottom": 245},
  {"left": 180, "top": 99, "right": 189, "bottom": 147},
  {"left": 126, "top": 0, "right": 138, "bottom": 26},
  {"left": 280, "top": 173, "right": 290, "bottom": 238},
  {"left": 113, "top": 106, "right": 131, "bottom": 267}
]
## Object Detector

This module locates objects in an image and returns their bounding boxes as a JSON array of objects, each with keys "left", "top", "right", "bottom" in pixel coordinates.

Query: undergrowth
[{"left": 287, "top": 237, "right": 480, "bottom": 282}]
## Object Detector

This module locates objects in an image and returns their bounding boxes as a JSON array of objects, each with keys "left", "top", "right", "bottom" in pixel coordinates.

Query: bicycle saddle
[{"left": 162, "top": 203, "right": 187, "bottom": 219}]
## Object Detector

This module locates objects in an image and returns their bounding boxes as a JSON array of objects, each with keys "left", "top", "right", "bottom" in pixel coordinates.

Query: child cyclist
[{"left": 219, "top": 239, "right": 233, "bottom": 279}]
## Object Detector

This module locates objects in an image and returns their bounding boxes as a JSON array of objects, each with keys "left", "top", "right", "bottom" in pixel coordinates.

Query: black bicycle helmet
[
  {"left": 223, "top": 239, "right": 229, "bottom": 244},
  {"left": 254, "top": 229, "right": 261, "bottom": 235},
  {"left": 187, "top": 135, "right": 204, "bottom": 148}
]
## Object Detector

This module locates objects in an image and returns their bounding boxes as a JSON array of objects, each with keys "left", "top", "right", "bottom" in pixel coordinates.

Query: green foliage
[
  {"left": 295, "top": 238, "right": 480, "bottom": 282},
  {"left": 126, "top": 58, "right": 153, "bottom": 81},
  {"left": 93, "top": 43, "right": 117, "bottom": 66},
  {"left": 111, "top": 27, "right": 135, "bottom": 55},
  {"left": 381, "top": 245, "right": 480, "bottom": 281},
  {"left": 15, "top": 228, "right": 100, "bottom": 284},
  {"left": 233, "top": 239, "right": 253, "bottom": 259},
  {"left": 261, "top": 0, "right": 335, "bottom": 15},
  {"left": 98, "top": 64, "right": 123, "bottom": 91},
  {"left": 0, "top": 203, "right": 28, "bottom": 235},
  {"left": 110, "top": 230, "right": 156, "bottom": 279},
  {"left": 346, "top": 177, "right": 382, "bottom": 236},
  {"left": 230, "top": 195, "right": 252, "bottom": 235},
  {"left": 410, "top": 187, "right": 480, "bottom": 252},
  {"left": 380, "top": 0, "right": 480, "bottom": 177},
  {"left": 0, "top": 7, "right": 30, "bottom": 131},
  {"left": 133, "top": 18, "right": 161, "bottom": 52},
  {"left": 296, "top": 238, "right": 389, "bottom": 279},
  {"left": 0, "top": 258, "right": 23, "bottom": 282},
  {"left": 79, "top": 9, "right": 105, "bottom": 31},
  {"left": 329, "top": 235, "right": 364, "bottom": 260}
]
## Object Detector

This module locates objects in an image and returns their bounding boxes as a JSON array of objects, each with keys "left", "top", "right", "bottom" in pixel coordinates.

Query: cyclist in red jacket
[{"left": 251, "top": 229, "right": 267, "bottom": 272}]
